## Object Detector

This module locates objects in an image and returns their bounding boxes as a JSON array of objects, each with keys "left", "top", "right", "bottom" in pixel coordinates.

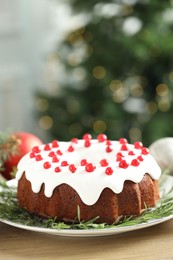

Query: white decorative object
[{"left": 149, "top": 138, "right": 173, "bottom": 173}]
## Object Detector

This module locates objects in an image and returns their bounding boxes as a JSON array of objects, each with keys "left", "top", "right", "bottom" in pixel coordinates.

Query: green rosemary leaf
[
  {"left": 43, "top": 218, "right": 71, "bottom": 229},
  {"left": 71, "top": 216, "right": 102, "bottom": 230}
]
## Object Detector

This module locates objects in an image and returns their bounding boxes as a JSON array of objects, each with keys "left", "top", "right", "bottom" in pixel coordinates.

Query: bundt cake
[{"left": 16, "top": 134, "right": 161, "bottom": 224}]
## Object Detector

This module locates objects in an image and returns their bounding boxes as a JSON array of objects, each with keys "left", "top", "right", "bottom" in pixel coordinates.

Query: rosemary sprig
[{"left": 0, "top": 175, "right": 173, "bottom": 231}]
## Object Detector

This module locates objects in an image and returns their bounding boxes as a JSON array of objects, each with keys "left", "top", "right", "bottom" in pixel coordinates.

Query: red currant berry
[
  {"left": 81, "top": 159, "right": 87, "bottom": 166},
  {"left": 43, "top": 162, "right": 51, "bottom": 169},
  {"left": 128, "top": 151, "right": 135, "bottom": 155},
  {"left": 97, "top": 134, "right": 107, "bottom": 142},
  {"left": 55, "top": 167, "right": 61, "bottom": 173},
  {"left": 106, "top": 146, "right": 112, "bottom": 153},
  {"left": 52, "top": 140, "right": 59, "bottom": 148},
  {"left": 35, "top": 154, "right": 43, "bottom": 161},
  {"left": 32, "top": 146, "right": 41, "bottom": 153},
  {"left": 100, "top": 159, "right": 108, "bottom": 167},
  {"left": 52, "top": 156, "right": 59, "bottom": 163},
  {"left": 85, "top": 163, "right": 95, "bottom": 172},
  {"left": 61, "top": 161, "right": 68, "bottom": 166},
  {"left": 131, "top": 159, "right": 140, "bottom": 167},
  {"left": 30, "top": 152, "right": 35, "bottom": 158},
  {"left": 117, "top": 152, "right": 123, "bottom": 157},
  {"left": 119, "top": 138, "right": 128, "bottom": 144},
  {"left": 119, "top": 160, "right": 129, "bottom": 169},
  {"left": 84, "top": 140, "right": 91, "bottom": 147},
  {"left": 105, "top": 167, "right": 113, "bottom": 175},
  {"left": 83, "top": 133, "right": 92, "bottom": 140},
  {"left": 134, "top": 141, "right": 143, "bottom": 149},
  {"left": 48, "top": 151, "right": 55, "bottom": 157},
  {"left": 69, "top": 164, "right": 77, "bottom": 173},
  {"left": 44, "top": 144, "right": 51, "bottom": 151},
  {"left": 141, "top": 147, "right": 149, "bottom": 155},
  {"left": 120, "top": 144, "right": 128, "bottom": 151},
  {"left": 68, "top": 145, "right": 74, "bottom": 152},
  {"left": 71, "top": 138, "right": 78, "bottom": 143},
  {"left": 106, "top": 140, "right": 112, "bottom": 145},
  {"left": 137, "top": 155, "right": 143, "bottom": 161},
  {"left": 56, "top": 150, "right": 63, "bottom": 156},
  {"left": 116, "top": 152, "right": 123, "bottom": 161},
  {"left": 116, "top": 155, "right": 123, "bottom": 162}
]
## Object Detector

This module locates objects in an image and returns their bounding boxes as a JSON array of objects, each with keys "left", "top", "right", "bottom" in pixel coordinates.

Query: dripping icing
[{"left": 16, "top": 138, "right": 161, "bottom": 205}]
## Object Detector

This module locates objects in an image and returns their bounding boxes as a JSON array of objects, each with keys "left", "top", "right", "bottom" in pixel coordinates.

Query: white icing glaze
[{"left": 16, "top": 138, "right": 161, "bottom": 206}]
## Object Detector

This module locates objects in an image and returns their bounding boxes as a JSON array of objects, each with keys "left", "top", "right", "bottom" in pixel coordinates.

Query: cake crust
[{"left": 17, "top": 172, "right": 159, "bottom": 224}]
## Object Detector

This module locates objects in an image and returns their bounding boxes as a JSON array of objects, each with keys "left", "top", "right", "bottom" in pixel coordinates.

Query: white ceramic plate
[{"left": 0, "top": 176, "right": 173, "bottom": 237}]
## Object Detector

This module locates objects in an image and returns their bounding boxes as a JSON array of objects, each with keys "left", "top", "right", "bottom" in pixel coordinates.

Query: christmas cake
[{"left": 16, "top": 134, "right": 161, "bottom": 224}]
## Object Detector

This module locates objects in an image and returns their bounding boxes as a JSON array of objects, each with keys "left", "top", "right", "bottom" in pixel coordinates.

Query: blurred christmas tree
[{"left": 36, "top": 0, "right": 173, "bottom": 146}]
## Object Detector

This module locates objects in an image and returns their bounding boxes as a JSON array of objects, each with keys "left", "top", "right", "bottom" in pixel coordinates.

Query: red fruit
[
  {"left": 35, "top": 154, "right": 43, "bottom": 161},
  {"left": 134, "top": 141, "right": 143, "bottom": 149},
  {"left": 100, "top": 159, "right": 108, "bottom": 167},
  {"left": 141, "top": 147, "right": 149, "bottom": 155},
  {"left": 43, "top": 161, "right": 51, "bottom": 169},
  {"left": 68, "top": 145, "right": 74, "bottom": 152},
  {"left": 81, "top": 159, "right": 87, "bottom": 166},
  {"left": 106, "top": 146, "right": 112, "bottom": 153},
  {"left": 2, "top": 132, "right": 43, "bottom": 179},
  {"left": 84, "top": 140, "right": 91, "bottom": 147},
  {"left": 119, "top": 138, "right": 128, "bottom": 144},
  {"left": 83, "top": 133, "right": 92, "bottom": 140},
  {"left": 61, "top": 160, "right": 69, "bottom": 166},
  {"left": 85, "top": 163, "right": 95, "bottom": 172},
  {"left": 120, "top": 144, "right": 128, "bottom": 151},
  {"left": 119, "top": 160, "right": 129, "bottom": 169},
  {"left": 131, "top": 159, "right": 140, "bottom": 167},
  {"left": 105, "top": 167, "right": 113, "bottom": 175},
  {"left": 97, "top": 134, "right": 107, "bottom": 142},
  {"left": 54, "top": 166, "right": 61, "bottom": 173},
  {"left": 69, "top": 164, "right": 77, "bottom": 173}
]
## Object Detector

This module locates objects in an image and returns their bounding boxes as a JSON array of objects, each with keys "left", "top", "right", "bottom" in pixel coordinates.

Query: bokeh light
[
  {"left": 92, "top": 66, "right": 106, "bottom": 79},
  {"left": 39, "top": 116, "right": 53, "bottom": 130},
  {"left": 93, "top": 120, "right": 107, "bottom": 133},
  {"left": 156, "top": 83, "right": 169, "bottom": 97}
]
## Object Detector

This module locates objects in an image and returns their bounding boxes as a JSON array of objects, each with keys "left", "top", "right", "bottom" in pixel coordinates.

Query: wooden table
[{"left": 0, "top": 218, "right": 173, "bottom": 260}]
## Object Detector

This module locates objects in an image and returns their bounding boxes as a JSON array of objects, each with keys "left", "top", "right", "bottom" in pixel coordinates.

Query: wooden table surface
[{"left": 0, "top": 218, "right": 173, "bottom": 260}]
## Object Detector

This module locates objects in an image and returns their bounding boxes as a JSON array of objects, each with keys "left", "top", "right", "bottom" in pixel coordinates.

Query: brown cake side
[{"left": 17, "top": 172, "right": 160, "bottom": 224}]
